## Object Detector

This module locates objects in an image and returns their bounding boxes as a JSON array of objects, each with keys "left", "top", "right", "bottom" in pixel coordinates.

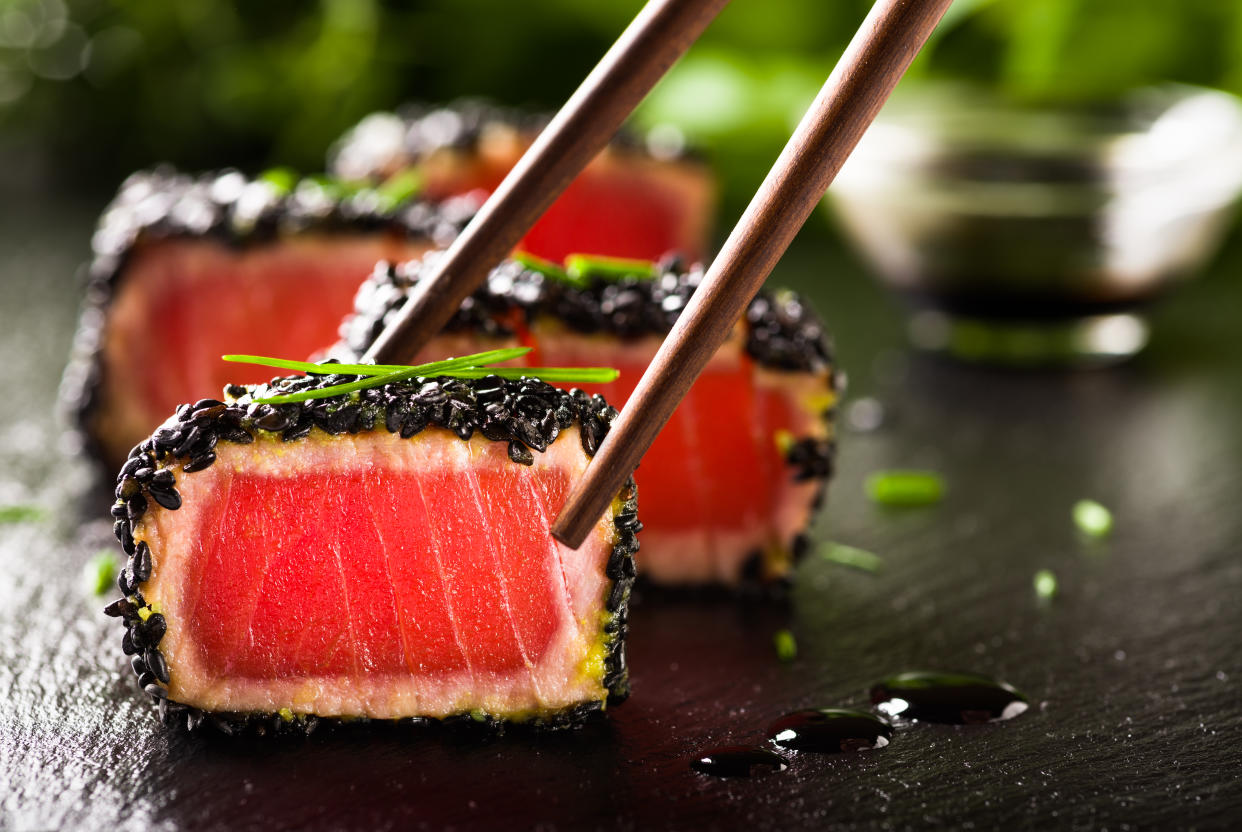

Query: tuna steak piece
[
  {"left": 329, "top": 100, "right": 716, "bottom": 264},
  {"left": 104, "top": 372, "right": 636, "bottom": 734},
  {"left": 337, "top": 254, "right": 839, "bottom": 588},
  {"left": 61, "top": 168, "right": 480, "bottom": 469}
]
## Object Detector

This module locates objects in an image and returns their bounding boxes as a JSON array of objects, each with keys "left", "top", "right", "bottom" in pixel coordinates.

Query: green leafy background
[{"left": 2, "top": 0, "right": 1241, "bottom": 213}]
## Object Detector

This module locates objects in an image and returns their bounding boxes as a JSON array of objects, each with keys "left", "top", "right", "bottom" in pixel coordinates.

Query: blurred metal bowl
[{"left": 829, "top": 84, "right": 1242, "bottom": 366}]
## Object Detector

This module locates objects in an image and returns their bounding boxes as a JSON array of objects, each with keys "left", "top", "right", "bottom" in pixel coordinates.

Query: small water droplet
[
  {"left": 767, "top": 708, "right": 893, "bottom": 753},
  {"left": 846, "top": 397, "right": 886, "bottom": 432},
  {"left": 689, "top": 746, "right": 787, "bottom": 779},
  {"left": 870, "top": 671, "right": 1029, "bottom": 724}
]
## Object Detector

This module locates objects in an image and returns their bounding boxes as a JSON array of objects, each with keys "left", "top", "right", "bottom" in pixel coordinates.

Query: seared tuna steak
[
  {"left": 337, "top": 254, "right": 839, "bottom": 588},
  {"left": 62, "top": 168, "right": 479, "bottom": 468},
  {"left": 104, "top": 372, "right": 636, "bottom": 734},
  {"left": 330, "top": 100, "right": 716, "bottom": 264}
]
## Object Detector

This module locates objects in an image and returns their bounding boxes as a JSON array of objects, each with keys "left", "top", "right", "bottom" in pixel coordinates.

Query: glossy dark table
[{"left": 3, "top": 188, "right": 1240, "bottom": 831}]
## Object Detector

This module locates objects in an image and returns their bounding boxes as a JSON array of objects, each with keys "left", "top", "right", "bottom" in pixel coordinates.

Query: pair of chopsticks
[{"left": 365, "top": 0, "right": 954, "bottom": 547}]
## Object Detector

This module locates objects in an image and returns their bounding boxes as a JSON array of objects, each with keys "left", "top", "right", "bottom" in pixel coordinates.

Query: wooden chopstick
[
  {"left": 364, "top": 0, "right": 730, "bottom": 364},
  {"left": 551, "top": 0, "right": 954, "bottom": 547}
]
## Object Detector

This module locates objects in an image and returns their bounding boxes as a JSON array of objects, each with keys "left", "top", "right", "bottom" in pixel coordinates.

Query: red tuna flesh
[
  {"left": 410, "top": 327, "right": 833, "bottom": 586},
  {"left": 137, "top": 433, "right": 619, "bottom": 720},
  {"left": 417, "top": 139, "right": 715, "bottom": 265}
]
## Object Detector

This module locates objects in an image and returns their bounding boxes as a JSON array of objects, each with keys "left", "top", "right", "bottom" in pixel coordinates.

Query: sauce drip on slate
[
  {"left": 690, "top": 671, "right": 1029, "bottom": 778},
  {"left": 870, "top": 671, "right": 1029, "bottom": 724},
  {"left": 690, "top": 746, "right": 788, "bottom": 779},
  {"left": 766, "top": 708, "right": 893, "bottom": 753}
]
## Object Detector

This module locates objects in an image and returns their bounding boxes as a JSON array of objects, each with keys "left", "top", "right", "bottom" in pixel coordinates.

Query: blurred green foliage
[
  {"left": 636, "top": 0, "right": 1242, "bottom": 216},
  {"left": 2, "top": 0, "right": 1241, "bottom": 202}
]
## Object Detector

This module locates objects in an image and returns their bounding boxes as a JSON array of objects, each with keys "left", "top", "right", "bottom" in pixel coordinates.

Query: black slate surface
[{"left": 2, "top": 189, "right": 1241, "bottom": 831}]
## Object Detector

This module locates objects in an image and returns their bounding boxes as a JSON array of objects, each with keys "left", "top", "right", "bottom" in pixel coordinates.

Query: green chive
[
  {"left": 1073, "top": 499, "right": 1112, "bottom": 538},
  {"left": 513, "top": 251, "right": 586, "bottom": 288},
  {"left": 221, "top": 348, "right": 619, "bottom": 406},
  {"left": 374, "top": 168, "right": 423, "bottom": 209},
  {"left": 378, "top": 347, "right": 532, "bottom": 375},
  {"left": 564, "top": 253, "right": 658, "bottom": 283},
  {"left": 224, "top": 354, "right": 403, "bottom": 377},
  {"left": 0, "top": 504, "right": 45, "bottom": 524},
  {"left": 819, "top": 542, "right": 883, "bottom": 573},
  {"left": 84, "top": 551, "right": 119, "bottom": 597},
  {"left": 774, "top": 629, "right": 797, "bottom": 662},
  {"left": 865, "top": 470, "right": 945, "bottom": 507},
  {"left": 301, "top": 174, "right": 350, "bottom": 200},
  {"left": 1033, "top": 568, "right": 1058, "bottom": 599},
  {"left": 445, "top": 366, "right": 619, "bottom": 383},
  {"left": 257, "top": 169, "right": 417, "bottom": 212},
  {"left": 223, "top": 347, "right": 532, "bottom": 378},
  {"left": 252, "top": 366, "right": 429, "bottom": 404},
  {"left": 258, "top": 166, "right": 299, "bottom": 194}
]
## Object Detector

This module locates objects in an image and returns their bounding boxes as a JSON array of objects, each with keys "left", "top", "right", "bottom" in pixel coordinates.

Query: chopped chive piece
[
  {"left": 374, "top": 168, "right": 422, "bottom": 208},
  {"left": 0, "top": 504, "right": 45, "bottom": 524},
  {"left": 1033, "top": 568, "right": 1058, "bottom": 599},
  {"left": 865, "top": 470, "right": 945, "bottom": 507},
  {"left": 774, "top": 629, "right": 797, "bottom": 662},
  {"left": 300, "top": 173, "right": 348, "bottom": 200},
  {"left": 513, "top": 251, "right": 585, "bottom": 288},
  {"left": 84, "top": 551, "right": 119, "bottom": 597},
  {"left": 564, "top": 253, "right": 658, "bottom": 283},
  {"left": 258, "top": 166, "right": 299, "bottom": 194},
  {"left": 256, "top": 170, "right": 422, "bottom": 208},
  {"left": 819, "top": 542, "right": 883, "bottom": 573},
  {"left": 1073, "top": 499, "right": 1112, "bottom": 538}
]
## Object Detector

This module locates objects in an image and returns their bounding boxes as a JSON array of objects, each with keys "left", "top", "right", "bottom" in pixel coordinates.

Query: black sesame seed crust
[
  {"left": 329, "top": 98, "right": 701, "bottom": 183},
  {"left": 59, "top": 166, "right": 481, "bottom": 464},
  {"left": 338, "top": 254, "right": 835, "bottom": 375},
  {"left": 105, "top": 372, "right": 636, "bottom": 736}
]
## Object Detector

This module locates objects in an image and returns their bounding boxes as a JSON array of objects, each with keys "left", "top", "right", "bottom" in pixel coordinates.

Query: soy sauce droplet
[
  {"left": 767, "top": 708, "right": 893, "bottom": 753},
  {"left": 690, "top": 746, "right": 788, "bottom": 779},
  {"left": 870, "top": 671, "right": 1029, "bottom": 724}
]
